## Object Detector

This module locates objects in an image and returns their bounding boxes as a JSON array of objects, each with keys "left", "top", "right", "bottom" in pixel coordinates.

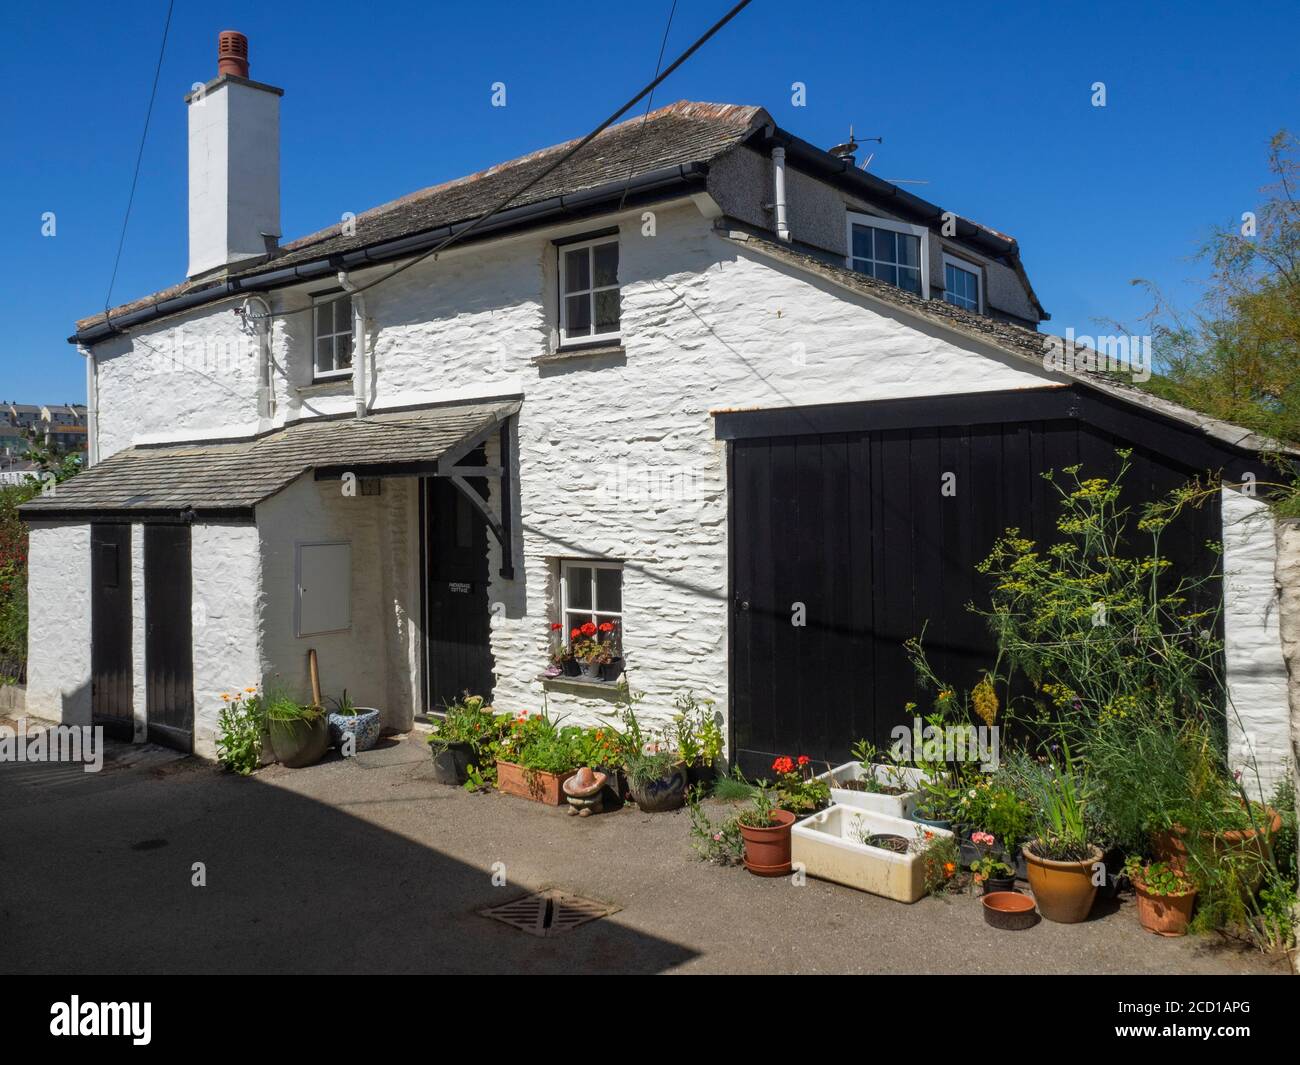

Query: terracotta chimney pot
[{"left": 217, "top": 30, "right": 249, "bottom": 78}]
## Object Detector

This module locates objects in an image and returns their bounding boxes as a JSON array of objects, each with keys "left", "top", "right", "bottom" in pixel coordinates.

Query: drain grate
[{"left": 479, "top": 889, "right": 617, "bottom": 937}]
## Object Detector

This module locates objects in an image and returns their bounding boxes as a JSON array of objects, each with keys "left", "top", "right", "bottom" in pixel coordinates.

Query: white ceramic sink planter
[
  {"left": 814, "top": 761, "right": 926, "bottom": 819},
  {"left": 791, "top": 805, "right": 954, "bottom": 904}
]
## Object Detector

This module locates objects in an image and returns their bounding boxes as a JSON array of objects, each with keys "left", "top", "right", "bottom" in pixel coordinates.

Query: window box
[{"left": 846, "top": 213, "right": 930, "bottom": 298}]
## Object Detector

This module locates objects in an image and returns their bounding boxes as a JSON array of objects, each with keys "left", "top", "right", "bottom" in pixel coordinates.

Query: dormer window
[
  {"left": 942, "top": 252, "right": 982, "bottom": 313},
  {"left": 846, "top": 213, "right": 929, "bottom": 298},
  {"left": 313, "top": 293, "right": 353, "bottom": 380},
  {"left": 559, "top": 237, "right": 620, "bottom": 346}
]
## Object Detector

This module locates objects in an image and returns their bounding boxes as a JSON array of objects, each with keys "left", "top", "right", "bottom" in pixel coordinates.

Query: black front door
[
  {"left": 91, "top": 523, "right": 133, "bottom": 741},
  {"left": 424, "top": 475, "right": 494, "bottom": 711},
  {"left": 144, "top": 523, "right": 194, "bottom": 752}
]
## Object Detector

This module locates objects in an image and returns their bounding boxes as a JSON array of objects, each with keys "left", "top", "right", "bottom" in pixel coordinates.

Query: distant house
[
  {"left": 20, "top": 33, "right": 1293, "bottom": 794},
  {"left": 2, "top": 402, "right": 87, "bottom": 454}
]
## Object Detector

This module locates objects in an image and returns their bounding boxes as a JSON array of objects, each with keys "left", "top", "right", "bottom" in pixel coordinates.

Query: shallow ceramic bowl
[{"left": 982, "top": 891, "right": 1039, "bottom": 931}]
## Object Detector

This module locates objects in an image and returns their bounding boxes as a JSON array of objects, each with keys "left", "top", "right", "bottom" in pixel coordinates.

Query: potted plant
[
  {"left": 545, "top": 622, "right": 581, "bottom": 677},
  {"left": 625, "top": 748, "right": 689, "bottom": 812},
  {"left": 494, "top": 709, "right": 582, "bottom": 805},
  {"left": 427, "top": 694, "right": 507, "bottom": 785},
  {"left": 570, "top": 620, "right": 619, "bottom": 680},
  {"left": 265, "top": 693, "right": 330, "bottom": 768},
  {"left": 970, "top": 832, "right": 1017, "bottom": 894},
  {"left": 1020, "top": 747, "right": 1102, "bottom": 924},
  {"left": 670, "top": 691, "right": 724, "bottom": 785},
  {"left": 737, "top": 787, "right": 796, "bottom": 876},
  {"left": 911, "top": 770, "right": 961, "bottom": 831},
  {"left": 1123, "top": 856, "right": 1198, "bottom": 936},
  {"left": 771, "top": 754, "right": 831, "bottom": 819},
  {"left": 325, "top": 689, "right": 382, "bottom": 754}
]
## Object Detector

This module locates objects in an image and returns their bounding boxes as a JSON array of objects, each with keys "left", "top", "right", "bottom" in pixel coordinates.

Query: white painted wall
[
  {"left": 187, "top": 78, "right": 281, "bottom": 277},
  {"left": 25, "top": 523, "right": 92, "bottom": 725},
  {"left": 1221, "top": 487, "right": 1291, "bottom": 797},
  {"left": 255, "top": 474, "right": 416, "bottom": 731},
  {"left": 93, "top": 303, "right": 263, "bottom": 460},
  {"left": 191, "top": 522, "right": 262, "bottom": 758}
]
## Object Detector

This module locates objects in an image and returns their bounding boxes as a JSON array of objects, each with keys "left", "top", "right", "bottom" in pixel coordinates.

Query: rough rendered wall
[
  {"left": 191, "top": 522, "right": 262, "bottom": 758},
  {"left": 1221, "top": 488, "right": 1292, "bottom": 797},
  {"left": 25, "top": 523, "right": 92, "bottom": 725},
  {"left": 1274, "top": 519, "right": 1300, "bottom": 803},
  {"left": 93, "top": 301, "right": 262, "bottom": 459},
  {"left": 256, "top": 475, "right": 416, "bottom": 730}
]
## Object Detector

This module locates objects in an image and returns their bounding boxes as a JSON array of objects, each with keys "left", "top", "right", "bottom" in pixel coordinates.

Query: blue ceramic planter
[
  {"left": 910, "top": 812, "right": 953, "bottom": 832},
  {"left": 327, "top": 707, "right": 381, "bottom": 753}
]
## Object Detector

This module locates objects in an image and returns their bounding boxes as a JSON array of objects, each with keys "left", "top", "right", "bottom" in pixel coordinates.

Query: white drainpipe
[
  {"left": 78, "top": 343, "right": 99, "bottom": 466},
  {"left": 338, "top": 272, "right": 367, "bottom": 419},
  {"left": 241, "top": 295, "right": 274, "bottom": 419},
  {"left": 772, "top": 146, "right": 791, "bottom": 242}
]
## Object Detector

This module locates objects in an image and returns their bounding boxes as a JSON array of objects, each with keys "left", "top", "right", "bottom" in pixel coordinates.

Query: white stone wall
[
  {"left": 191, "top": 522, "right": 262, "bottom": 758},
  {"left": 25, "top": 523, "right": 92, "bottom": 725},
  {"left": 1221, "top": 487, "right": 1291, "bottom": 797},
  {"left": 93, "top": 301, "right": 263, "bottom": 460},
  {"left": 255, "top": 474, "right": 416, "bottom": 730}
]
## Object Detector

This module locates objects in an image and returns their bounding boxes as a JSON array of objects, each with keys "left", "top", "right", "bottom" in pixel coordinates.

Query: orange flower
[{"left": 943, "top": 862, "right": 956, "bottom": 877}]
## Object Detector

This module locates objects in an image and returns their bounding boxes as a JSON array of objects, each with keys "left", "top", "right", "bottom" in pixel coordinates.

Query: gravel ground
[{"left": 0, "top": 730, "right": 1288, "bottom": 975}]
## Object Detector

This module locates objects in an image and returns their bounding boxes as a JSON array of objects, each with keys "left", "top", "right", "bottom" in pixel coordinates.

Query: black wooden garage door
[{"left": 726, "top": 396, "right": 1224, "bottom": 776}]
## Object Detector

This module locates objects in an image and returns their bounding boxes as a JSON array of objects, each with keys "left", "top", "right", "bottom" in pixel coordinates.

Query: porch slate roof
[{"left": 20, "top": 400, "right": 519, "bottom": 519}]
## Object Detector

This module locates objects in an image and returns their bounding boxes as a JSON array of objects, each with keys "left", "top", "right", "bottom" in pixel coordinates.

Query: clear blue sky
[{"left": 2, "top": 0, "right": 1297, "bottom": 403}]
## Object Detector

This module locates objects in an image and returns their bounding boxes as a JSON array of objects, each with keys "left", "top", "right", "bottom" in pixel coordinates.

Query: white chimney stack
[{"left": 185, "top": 31, "right": 282, "bottom": 278}]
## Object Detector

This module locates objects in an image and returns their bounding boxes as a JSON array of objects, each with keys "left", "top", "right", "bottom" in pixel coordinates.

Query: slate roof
[
  {"left": 21, "top": 400, "right": 519, "bottom": 517},
  {"left": 75, "top": 102, "right": 768, "bottom": 333}
]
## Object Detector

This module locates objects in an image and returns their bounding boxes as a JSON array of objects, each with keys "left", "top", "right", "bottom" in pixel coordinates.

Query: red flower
[
  {"left": 570, "top": 628, "right": 581, "bottom": 640},
  {"left": 550, "top": 622, "right": 562, "bottom": 631},
  {"left": 772, "top": 756, "right": 795, "bottom": 775},
  {"left": 598, "top": 622, "right": 614, "bottom": 633},
  {"left": 580, "top": 622, "right": 597, "bottom": 636},
  {"left": 796, "top": 755, "right": 810, "bottom": 766}
]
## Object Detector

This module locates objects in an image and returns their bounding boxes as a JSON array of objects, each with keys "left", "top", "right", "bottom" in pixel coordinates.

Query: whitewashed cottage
[{"left": 23, "top": 34, "right": 1293, "bottom": 791}]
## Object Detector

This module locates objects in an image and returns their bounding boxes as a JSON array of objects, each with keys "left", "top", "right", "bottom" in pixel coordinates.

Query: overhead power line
[
  {"left": 104, "top": 0, "right": 175, "bottom": 322},
  {"left": 247, "top": 0, "right": 753, "bottom": 323}
]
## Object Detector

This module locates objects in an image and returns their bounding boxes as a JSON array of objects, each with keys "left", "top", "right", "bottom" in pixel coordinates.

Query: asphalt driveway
[{"left": 0, "top": 726, "right": 1287, "bottom": 975}]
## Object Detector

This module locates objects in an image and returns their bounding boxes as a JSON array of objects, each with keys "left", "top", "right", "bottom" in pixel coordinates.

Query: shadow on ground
[{"left": 0, "top": 736, "right": 696, "bottom": 975}]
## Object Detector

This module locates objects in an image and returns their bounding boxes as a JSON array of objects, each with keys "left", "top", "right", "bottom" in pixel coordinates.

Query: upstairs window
[
  {"left": 559, "top": 238, "right": 620, "bottom": 345},
  {"left": 943, "top": 253, "right": 982, "bottom": 312},
  {"left": 313, "top": 293, "right": 353, "bottom": 380},
  {"left": 847, "top": 213, "right": 929, "bottom": 298}
]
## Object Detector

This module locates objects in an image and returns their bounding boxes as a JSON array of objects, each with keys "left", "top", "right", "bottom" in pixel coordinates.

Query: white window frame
[
  {"left": 558, "top": 237, "right": 621, "bottom": 346},
  {"left": 558, "top": 559, "right": 623, "bottom": 648},
  {"left": 845, "top": 212, "right": 931, "bottom": 299},
  {"left": 312, "top": 292, "right": 354, "bottom": 381},
  {"left": 942, "top": 251, "right": 983, "bottom": 314}
]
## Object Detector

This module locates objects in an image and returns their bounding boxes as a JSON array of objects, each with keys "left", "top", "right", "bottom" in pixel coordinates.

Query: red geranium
[
  {"left": 796, "top": 755, "right": 810, "bottom": 767},
  {"left": 772, "top": 756, "right": 795, "bottom": 775},
  {"left": 580, "top": 621, "right": 597, "bottom": 636}
]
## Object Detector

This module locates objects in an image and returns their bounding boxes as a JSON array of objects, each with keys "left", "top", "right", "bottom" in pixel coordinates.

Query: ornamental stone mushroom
[{"left": 563, "top": 766, "right": 608, "bottom": 817}]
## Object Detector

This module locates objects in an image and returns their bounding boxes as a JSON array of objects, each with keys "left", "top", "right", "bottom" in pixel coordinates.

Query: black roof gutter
[{"left": 71, "top": 161, "right": 710, "bottom": 345}]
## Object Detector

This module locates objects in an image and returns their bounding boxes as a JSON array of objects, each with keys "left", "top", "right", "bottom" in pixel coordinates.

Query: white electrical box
[{"left": 295, "top": 541, "right": 352, "bottom": 637}]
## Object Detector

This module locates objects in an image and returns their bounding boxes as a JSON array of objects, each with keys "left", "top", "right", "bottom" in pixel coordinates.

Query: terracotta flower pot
[
  {"left": 495, "top": 760, "right": 576, "bottom": 805},
  {"left": 739, "top": 809, "right": 796, "bottom": 876},
  {"left": 982, "top": 891, "right": 1038, "bottom": 931},
  {"left": 1023, "top": 844, "right": 1102, "bottom": 924},
  {"left": 1133, "top": 881, "right": 1197, "bottom": 937},
  {"left": 1152, "top": 806, "right": 1282, "bottom": 889}
]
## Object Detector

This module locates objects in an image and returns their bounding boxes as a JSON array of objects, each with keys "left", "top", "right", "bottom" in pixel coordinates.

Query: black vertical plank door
[
  {"left": 91, "top": 523, "right": 133, "bottom": 741},
  {"left": 145, "top": 523, "right": 193, "bottom": 752},
  {"left": 425, "top": 475, "right": 494, "bottom": 710}
]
